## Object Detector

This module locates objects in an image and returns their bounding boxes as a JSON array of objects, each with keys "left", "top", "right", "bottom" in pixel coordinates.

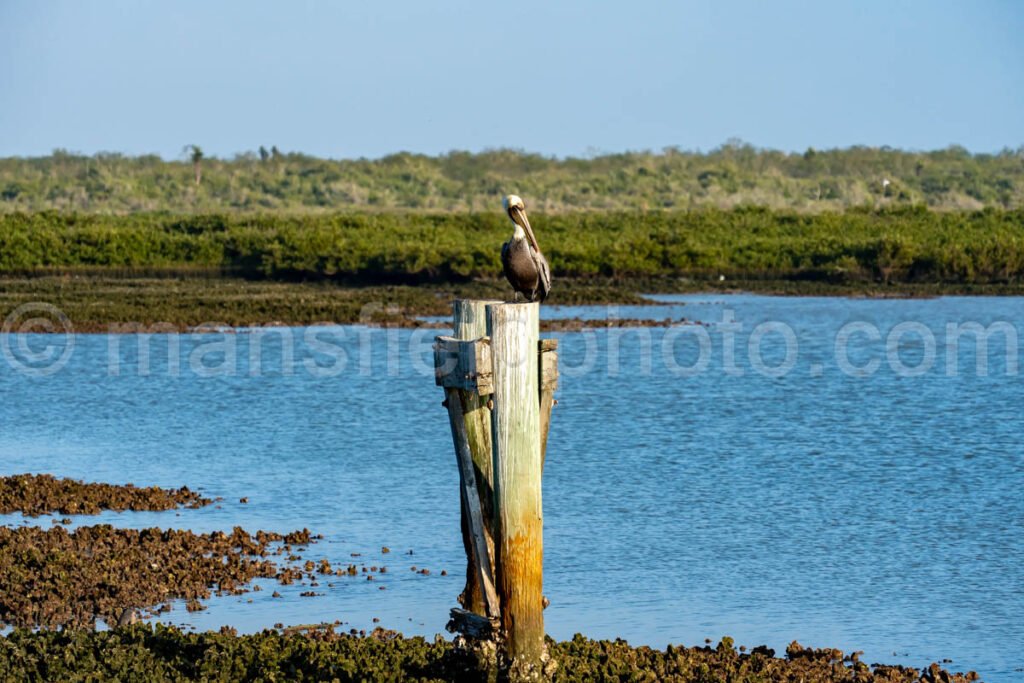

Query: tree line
[{"left": 0, "top": 143, "right": 1021, "bottom": 213}]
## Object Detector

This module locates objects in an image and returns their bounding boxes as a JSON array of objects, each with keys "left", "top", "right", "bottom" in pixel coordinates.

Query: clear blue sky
[{"left": 1, "top": 0, "right": 1021, "bottom": 159}]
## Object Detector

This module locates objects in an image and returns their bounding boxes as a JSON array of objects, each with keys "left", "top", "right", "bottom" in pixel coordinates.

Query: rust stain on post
[{"left": 503, "top": 532, "right": 545, "bottom": 650}]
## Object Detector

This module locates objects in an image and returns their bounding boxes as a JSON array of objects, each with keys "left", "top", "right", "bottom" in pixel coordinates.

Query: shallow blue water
[{"left": 1, "top": 294, "right": 1022, "bottom": 681}]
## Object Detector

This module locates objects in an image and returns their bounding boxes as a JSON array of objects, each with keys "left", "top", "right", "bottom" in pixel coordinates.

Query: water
[{"left": 1, "top": 294, "right": 1022, "bottom": 681}]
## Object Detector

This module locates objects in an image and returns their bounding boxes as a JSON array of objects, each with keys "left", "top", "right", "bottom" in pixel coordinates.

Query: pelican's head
[
  {"left": 503, "top": 194, "right": 525, "bottom": 213},
  {"left": 502, "top": 194, "right": 538, "bottom": 248}
]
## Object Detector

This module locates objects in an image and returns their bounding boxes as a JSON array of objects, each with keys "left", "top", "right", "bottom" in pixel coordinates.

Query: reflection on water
[{"left": 1, "top": 295, "right": 1022, "bottom": 681}]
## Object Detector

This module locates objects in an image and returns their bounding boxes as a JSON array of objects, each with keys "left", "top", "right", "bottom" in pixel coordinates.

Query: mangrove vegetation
[{"left": 2, "top": 208, "right": 1022, "bottom": 286}]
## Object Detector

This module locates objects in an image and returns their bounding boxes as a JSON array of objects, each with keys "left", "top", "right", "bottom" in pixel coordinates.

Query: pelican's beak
[{"left": 510, "top": 205, "right": 541, "bottom": 253}]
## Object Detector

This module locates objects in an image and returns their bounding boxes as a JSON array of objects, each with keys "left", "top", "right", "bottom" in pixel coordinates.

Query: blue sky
[{"left": 1, "top": 1, "right": 1021, "bottom": 159}]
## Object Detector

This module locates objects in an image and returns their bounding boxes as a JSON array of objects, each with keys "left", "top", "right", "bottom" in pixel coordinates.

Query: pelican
[
  {"left": 116, "top": 607, "right": 139, "bottom": 627},
  {"left": 501, "top": 194, "right": 551, "bottom": 302}
]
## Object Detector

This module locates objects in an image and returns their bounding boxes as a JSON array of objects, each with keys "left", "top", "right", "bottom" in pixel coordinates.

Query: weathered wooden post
[
  {"left": 487, "top": 302, "right": 546, "bottom": 680},
  {"left": 436, "top": 300, "right": 556, "bottom": 681},
  {"left": 538, "top": 338, "right": 558, "bottom": 466},
  {"left": 452, "top": 299, "right": 502, "bottom": 616}
]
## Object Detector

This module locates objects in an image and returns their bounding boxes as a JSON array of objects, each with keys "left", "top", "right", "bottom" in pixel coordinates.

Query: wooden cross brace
[{"left": 434, "top": 336, "right": 559, "bottom": 396}]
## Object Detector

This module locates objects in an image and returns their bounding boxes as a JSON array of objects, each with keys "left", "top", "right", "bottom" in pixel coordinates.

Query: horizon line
[{"left": 4, "top": 141, "right": 1024, "bottom": 164}]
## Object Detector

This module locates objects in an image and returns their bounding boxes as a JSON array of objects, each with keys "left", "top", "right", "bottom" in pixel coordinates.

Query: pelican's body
[
  {"left": 502, "top": 236, "right": 546, "bottom": 300},
  {"left": 501, "top": 195, "right": 551, "bottom": 302}
]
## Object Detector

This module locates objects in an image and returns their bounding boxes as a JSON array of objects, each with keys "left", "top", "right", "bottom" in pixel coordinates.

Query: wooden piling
[
  {"left": 487, "top": 302, "right": 546, "bottom": 680},
  {"left": 436, "top": 299, "right": 557, "bottom": 679},
  {"left": 452, "top": 299, "right": 502, "bottom": 617},
  {"left": 444, "top": 388, "right": 500, "bottom": 619}
]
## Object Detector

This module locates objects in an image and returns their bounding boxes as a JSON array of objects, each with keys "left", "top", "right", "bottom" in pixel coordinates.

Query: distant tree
[
  {"left": 259, "top": 146, "right": 269, "bottom": 163},
  {"left": 271, "top": 146, "right": 281, "bottom": 160},
  {"left": 1, "top": 182, "right": 21, "bottom": 201},
  {"left": 184, "top": 144, "right": 204, "bottom": 185}
]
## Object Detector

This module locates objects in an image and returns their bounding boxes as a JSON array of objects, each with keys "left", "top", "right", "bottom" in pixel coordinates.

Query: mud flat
[{"left": 5, "top": 275, "right": 1023, "bottom": 333}]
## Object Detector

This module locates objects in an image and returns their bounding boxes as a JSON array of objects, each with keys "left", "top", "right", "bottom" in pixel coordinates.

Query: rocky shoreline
[
  {"left": 0, "top": 524, "right": 316, "bottom": 630},
  {"left": 0, "top": 474, "right": 980, "bottom": 681},
  {"left": 0, "top": 625, "right": 979, "bottom": 682},
  {"left": 0, "top": 473, "right": 211, "bottom": 516}
]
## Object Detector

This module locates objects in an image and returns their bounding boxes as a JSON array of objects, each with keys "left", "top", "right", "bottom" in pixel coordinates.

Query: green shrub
[{"left": 1, "top": 208, "right": 1022, "bottom": 285}]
